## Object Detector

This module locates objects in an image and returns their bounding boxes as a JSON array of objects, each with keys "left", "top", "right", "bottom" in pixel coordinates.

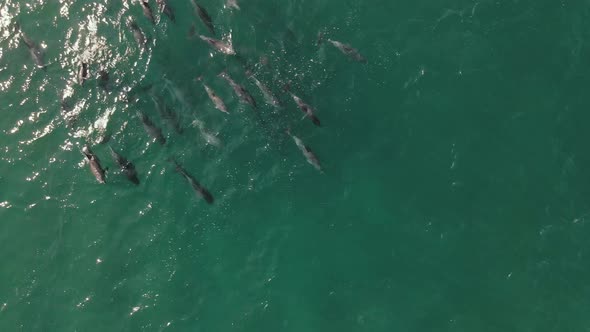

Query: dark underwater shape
[
  {"left": 190, "top": 0, "right": 215, "bottom": 35},
  {"left": 98, "top": 70, "right": 109, "bottom": 90},
  {"left": 138, "top": 111, "right": 166, "bottom": 145},
  {"left": 152, "top": 94, "right": 183, "bottom": 134},
  {"left": 171, "top": 159, "right": 214, "bottom": 204},
  {"left": 108, "top": 146, "right": 139, "bottom": 185},
  {"left": 128, "top": 19, "right": 147, "bottom": 49}
]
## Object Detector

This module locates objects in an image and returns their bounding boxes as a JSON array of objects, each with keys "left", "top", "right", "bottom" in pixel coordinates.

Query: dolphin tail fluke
[
  {"left": 283, "top": 83, "right": 291, "bottom": 93},
  {"left": 310, "top": 114, "right": 322, "bottom": 127},
  {"left": 188, "top": 23, "right": 196, "bottom": 38},
  {"left": 200, "top": 187, "right": 214, "bottom": 204}
]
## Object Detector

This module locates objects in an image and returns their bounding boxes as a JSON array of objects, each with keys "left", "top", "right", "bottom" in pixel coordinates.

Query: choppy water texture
[{"left": 2, "top": 0, "right": 590, "bottom": 330}]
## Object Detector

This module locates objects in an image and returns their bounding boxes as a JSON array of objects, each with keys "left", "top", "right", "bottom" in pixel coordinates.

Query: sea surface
[{"left": 2, "top": 0, "right": 590, "bottom": 331}]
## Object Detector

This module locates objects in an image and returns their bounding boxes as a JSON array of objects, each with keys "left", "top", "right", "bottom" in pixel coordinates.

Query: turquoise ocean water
[{"left": 2, "top": 0, "right": 590, "bottom": 330}]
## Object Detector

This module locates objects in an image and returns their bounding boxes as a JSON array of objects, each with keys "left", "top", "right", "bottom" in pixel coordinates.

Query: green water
[{"left": 2, "top": 0, "right": 590, "bottom": 330}]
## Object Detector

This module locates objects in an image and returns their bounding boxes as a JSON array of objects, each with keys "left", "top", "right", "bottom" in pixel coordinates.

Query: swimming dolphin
[
  {"left": 139, "top": 0, "right": 155, "bottom": 24},
  {"left": 318, "top": 33, "right": 366, "bottom": 63},
  {"left": 108, "top": 145, "right": 139, "bottom": 185},
  {"left": 188, "top": 23, "right": 197, "bottom": 38},
  {"left": 170, "top": 159, "right": 214, "bottom": 204},
  {"left": 157, "top": 0, "right": 175, "bottom": 22},
  {"left": 284, "top": 86, "right": 321, "bottom": 127},
  {"left": 286, "top": 129, "right": 322, "bottom": 172},
  {"left": 163, "top": 78, "right": 190, "bottom": 107},
  {"left": 249, "top": 74, "right": 281, "bottom": 108},
  {"left": 61, "top": 98, "right": 77, "bottom": 127},
  {"left": 128, "top": 19, "right": 147, "bottom": 49},
  {"left": 198, "top": 35, "right": 235, "bottom": 55},
  {"left": 192, "top": 118, "right": 222, "bottom": 147},
  {"left": 197, "top": 77, "right": 229, "bottom": 114},
  {"left": 15, "top": 23, "right": 45, "bottom": 70},
  {"left": 218, "top": 71, "right": 257, "bottom": 108},
  {"left": 98, "top": 70, "right": 110, "bottom": 90},
  {"left": 151, "top": 94, "right": 183, "bottom": 134},
  {"left": 82, "top": 145, "right": 107, "bottom": 183},
  {"left": 78, "top": 62, "right": 88, "bottom": 85},
  {"left": 137, "top": 111, "right": 166, "bottom": 145},
  {"left": 226, "top": 0, "right": 240, "bottom": 10},
  {"left": 190, "top": 0, "right": 215, "bottom": 35}
]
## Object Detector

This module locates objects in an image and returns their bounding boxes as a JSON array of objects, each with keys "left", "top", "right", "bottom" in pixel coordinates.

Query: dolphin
[
  {"left": 108, "top": 145, "right": 139, "bottom": 185},
  {"left": 128, "top": 19, "right": 147, "bottom": 49},
  {"left": 286, "top": 129, "right": 322, "bottom": 172},
  {"left": 192, "top": 118, "right": 222, "bottom": 147},
  {"left": 190, "top": 0, "right": 215, "bottom": 35},
  {"left": 139, "top": 0, "right": 155, "bottom": 24},
  {"left": 318, "top": 33, "right": 366, "bottom": 63},
  {"left": 170, "top": 159, "right": 214, "bottom": 204},
  {"left": 137, "top": 111, "right": 166, "bottom": 145},
  {"left": 284, "top": 86, "right": 321, "bottom": 127},
  {"left": 82, "top": 145, "right": 107, "bottom": 183},
  {"left": 157, "top": 0, "right": 175, "bottom": 22},
  {"left": 151, "top": 94, "right": 183, "bottom": 134},
  {"left": 226, "top": 0, "right": 240, "bottom": 10},
  {"left": 218, "top": 71, "right": 257, "bottom": 108},
  {"left": 197, "top": 77, "right": 229, "bottom": 114},
  {"left": 98, "top": 70, "right": 110, "bottom": 90},
  {"left": 15, "top": 23, "right": 46, "bottom": 70},
  {"left": 249, "top": 74, "right": 281, "bottom": 108},
  {"left": 78, "top": 62, "right": 89, "bottom": 85},
  {"left": 188, "top": 23, "right": 197, "bottom": 38},
  {"left": 198, "top": 35, "right": 235, "bottom": 55},
  {"left": 61, "top": 98, "right": 77, "bottom": 128}
]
